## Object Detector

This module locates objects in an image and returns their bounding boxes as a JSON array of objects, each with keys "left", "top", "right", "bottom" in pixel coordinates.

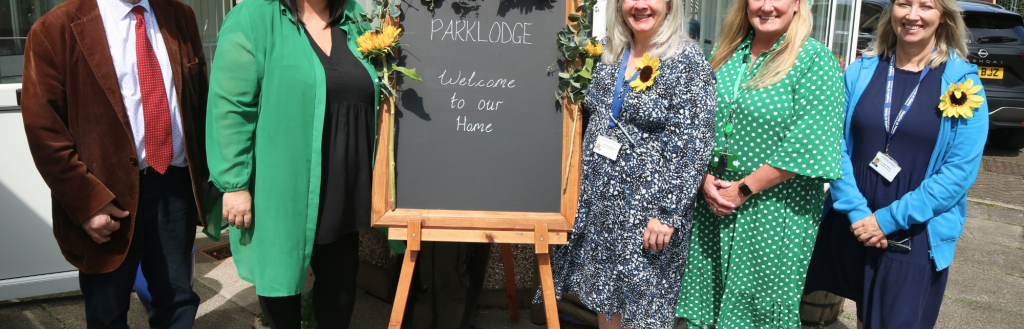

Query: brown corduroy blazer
[{"left": 21, "top": 0, "right": 209, "bottom": 274}]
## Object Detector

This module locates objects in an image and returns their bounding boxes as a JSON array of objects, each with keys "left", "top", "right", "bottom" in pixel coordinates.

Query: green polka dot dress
[{"left": 675, "top": 33, "right": 845, "bottom": 328}]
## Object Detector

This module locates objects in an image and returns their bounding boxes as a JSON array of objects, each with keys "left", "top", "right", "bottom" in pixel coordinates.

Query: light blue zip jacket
[{"left": 827, "top": 51, "right": 989, "bottom": 271}]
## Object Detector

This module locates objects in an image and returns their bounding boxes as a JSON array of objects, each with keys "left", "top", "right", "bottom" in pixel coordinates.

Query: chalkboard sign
[
  {"left": 373, "top": 3, "right": 583, "bottom": 326},
  {"left": 370, "top": 0, "right": 581, "bottom": 234},
  {"left": 394, "top": 0, "right": 564, "bottom": 212}
]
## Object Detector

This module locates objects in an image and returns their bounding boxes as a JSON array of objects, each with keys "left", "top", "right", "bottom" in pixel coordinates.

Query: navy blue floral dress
[{"left": 535, "top": 41, "right": 716, "bottom": 329}]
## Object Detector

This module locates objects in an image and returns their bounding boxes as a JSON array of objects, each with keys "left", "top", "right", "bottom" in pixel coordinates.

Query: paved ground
[
  {"left": 969, "top": 147, "right": 1024, "bottom": 209},
  {"left": 1, "top": 146, "right": 1022, "bottom": 328}
]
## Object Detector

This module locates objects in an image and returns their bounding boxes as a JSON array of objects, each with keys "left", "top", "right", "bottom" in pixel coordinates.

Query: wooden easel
[
  {"left": 371, "top": 99, "right": 581, "bottom": 328},
  {"left": 383, "top": 223, "right": 566, "bottom": 328},
  {"left": 375, "top": 0, "right": 584, "bottom": 327},
  {"left": 500, "top": 243, "right": 520, "bottom": 322}
]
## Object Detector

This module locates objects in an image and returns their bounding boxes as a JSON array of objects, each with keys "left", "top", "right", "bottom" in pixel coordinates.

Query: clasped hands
[
  {"left": 701, "top": 174, "right": 748, "bottom": 216},
  {"left": 851, "top": 213, "right": 888, "bottom": 249}
]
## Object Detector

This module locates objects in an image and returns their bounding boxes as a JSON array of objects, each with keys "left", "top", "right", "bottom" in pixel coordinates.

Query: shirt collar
[
  {"left": 738, "top": 30, "right": 787, "bottom": 53},
  {"left": 106, "top": 0, "right": 153, "bottom": 20}
]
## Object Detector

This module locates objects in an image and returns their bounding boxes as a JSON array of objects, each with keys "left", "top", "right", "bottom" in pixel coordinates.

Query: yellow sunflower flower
[
  {"left": 939, "top": 78, "right": 984, "bottom": 118},
  {"left": 379, "top": 25, "right": 402, "bottom": 48},
  {"left": 629, "top": 53, "right": 660, "bottom": 92},
  {"left": 356, "top": 26, "right": 402, "bottom": 57},
  {"left": 355, "top": 30, "right": 382, "bottom": 54},
  {"left": 583, "top": 41, "right": 603, "bottom": 57}
]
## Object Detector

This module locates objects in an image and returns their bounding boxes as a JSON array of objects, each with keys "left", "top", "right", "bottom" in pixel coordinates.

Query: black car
[{"left": 858, "top": 0, "right": 1024, "bottom": 149}]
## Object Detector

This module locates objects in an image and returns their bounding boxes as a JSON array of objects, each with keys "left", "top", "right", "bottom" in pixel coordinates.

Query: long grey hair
[{"left": 601, "top": 0, "right": 691, "bottom": 64}]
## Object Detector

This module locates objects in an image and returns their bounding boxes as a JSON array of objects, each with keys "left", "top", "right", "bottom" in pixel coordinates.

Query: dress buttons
[{"left": 129, "top": 157, "right": 139, "bottom": 166}]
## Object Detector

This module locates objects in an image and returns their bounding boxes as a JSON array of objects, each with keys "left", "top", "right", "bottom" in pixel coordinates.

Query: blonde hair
[
  {"left": 601, "top": 0, "right": 691, "bottom": 64},
  {"left": 708, "top": 0, "right": 813, "bottom": 89},
  {"left": 863, "top": 0, "right": 969, "bottom": 67}
]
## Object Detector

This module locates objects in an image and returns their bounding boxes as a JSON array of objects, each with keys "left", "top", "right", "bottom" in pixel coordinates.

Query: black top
[
  {"left": 304, "top": 25, "right": 376, "bottom": 244},
  {"left": 850, "top": 56, "right": 945, "bottom": 221}
]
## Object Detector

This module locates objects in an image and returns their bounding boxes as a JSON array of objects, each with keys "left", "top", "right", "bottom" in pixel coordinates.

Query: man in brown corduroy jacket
[{"left": 20, "top": 0, "right": 210, "bottom": 327}]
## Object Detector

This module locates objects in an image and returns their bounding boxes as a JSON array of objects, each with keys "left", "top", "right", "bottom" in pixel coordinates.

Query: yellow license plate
[{"left": 979, "top": 66, "right": 1004, "bottom": 79}]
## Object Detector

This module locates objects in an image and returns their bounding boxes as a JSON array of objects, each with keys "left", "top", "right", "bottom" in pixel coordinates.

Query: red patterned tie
[{"left": 132, "top": 6, "right": 172, "bottom": 174}]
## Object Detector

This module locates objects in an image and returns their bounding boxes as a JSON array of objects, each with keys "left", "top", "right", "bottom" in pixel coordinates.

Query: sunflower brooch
[
  {"left": 629, "top": 53, "right": 660, "bottom": 92},
  {"left": 939, "top": 79, "right": 984, "bottom": 118},
  {"left": 583, "top": 42, "right": 603, "bottom": 57}
]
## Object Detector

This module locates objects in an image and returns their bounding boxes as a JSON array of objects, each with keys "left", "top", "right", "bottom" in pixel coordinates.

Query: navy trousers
[{"left": 78, "top": 166, "right": 200, "bottom": 329}]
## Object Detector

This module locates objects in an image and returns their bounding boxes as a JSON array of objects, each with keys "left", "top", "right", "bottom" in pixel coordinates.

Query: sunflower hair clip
[
  {"left": 629, "top": 53, "right": 660, "bottom": 92},
  {"left": 939, "top": 78, "right": 984, "bottom": 118}
]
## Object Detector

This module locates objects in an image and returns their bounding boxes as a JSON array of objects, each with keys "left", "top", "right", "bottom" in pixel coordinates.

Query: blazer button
[{"left": 129, "top": 157, "right": 138, "bottom": 166}]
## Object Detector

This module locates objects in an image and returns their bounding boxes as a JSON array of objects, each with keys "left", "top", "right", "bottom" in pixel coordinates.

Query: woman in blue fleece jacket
[{"left": 804, "top": 0, "right": 988, "bottom": 328}]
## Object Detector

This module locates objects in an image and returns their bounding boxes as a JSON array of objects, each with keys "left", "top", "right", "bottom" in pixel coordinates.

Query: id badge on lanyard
[
  {"left": 871, "top": 52, "right": 930, "bottom": 182},
  {"left": 711, "top": 53, "right": 750, "bottom": 173},
  {"left": 596, "top": 47, "right": 640, "bottom": 161}
]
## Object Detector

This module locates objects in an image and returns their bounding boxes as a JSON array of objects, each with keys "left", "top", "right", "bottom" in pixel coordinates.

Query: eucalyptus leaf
[
  {"left": 558, "top": 72, "right": 571, "bottom": 79},
  {"left": 568, "top": 14, "right": 581, "bottom": 22},
  {"left": 392, "top": 66, "right": 422, "bottom": 81},
  {"left": 389, "top": 5, "right": 402, "bottom": 17}
]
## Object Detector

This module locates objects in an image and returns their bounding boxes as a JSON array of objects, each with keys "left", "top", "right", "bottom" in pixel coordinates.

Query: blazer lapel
[
  {"left": 70, "top": 0, "right": 134, "bottom": 142},
  {"left": 151, "top": 0, "right": 183, "bottom": 104}
]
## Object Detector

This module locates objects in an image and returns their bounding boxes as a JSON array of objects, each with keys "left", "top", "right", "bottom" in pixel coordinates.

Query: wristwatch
[{"left": 737, "top": 179, "right": 754, "bottom": 197}]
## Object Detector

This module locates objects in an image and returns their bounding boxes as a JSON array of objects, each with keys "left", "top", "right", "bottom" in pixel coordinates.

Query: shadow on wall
[{"left": 497, "top": 0, "right": 555, "bottom": 17}]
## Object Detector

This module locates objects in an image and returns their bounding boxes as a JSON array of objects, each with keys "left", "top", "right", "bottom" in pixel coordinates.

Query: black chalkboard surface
[{"left": 395, "top": 0, "right": 564, "bottom": 213}]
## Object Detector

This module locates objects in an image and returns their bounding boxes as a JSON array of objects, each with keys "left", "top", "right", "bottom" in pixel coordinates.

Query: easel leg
[
  {"left": 535, "top": 225, "right": 561, "bottom": 329},
  {"left": 388, "top": 221, "right": 422, "bottom": 329},
  {"left": 501, "top": 244, "right": 520, "bottom": 322}
]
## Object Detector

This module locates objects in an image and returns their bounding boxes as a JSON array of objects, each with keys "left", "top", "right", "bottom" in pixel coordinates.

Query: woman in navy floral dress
[{"left": 535, "top": 0, "right": 716, "bottom": 327}]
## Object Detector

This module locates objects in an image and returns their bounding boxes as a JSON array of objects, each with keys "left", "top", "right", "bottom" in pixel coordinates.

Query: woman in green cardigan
[{"left": 205, "top": 0, "right": 379, "bottom": 326}]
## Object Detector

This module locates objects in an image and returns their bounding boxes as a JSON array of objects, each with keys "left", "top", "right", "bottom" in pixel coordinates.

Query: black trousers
[
  {"left": 259, "top": 231, "right": 360, "bottom": 329},
  {"left": 78, "top": 166, "right": 200, "bottom": 329}
]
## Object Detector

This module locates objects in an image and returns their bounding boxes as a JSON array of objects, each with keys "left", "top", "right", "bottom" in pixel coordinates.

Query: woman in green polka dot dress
[{"left": 675, "top": 0, "right": 845, "bottom": 327}]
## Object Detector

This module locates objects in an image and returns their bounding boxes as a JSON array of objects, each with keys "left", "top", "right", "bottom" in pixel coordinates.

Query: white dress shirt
[{"left": 97, "top": 0, "right": 187, "bottom": 169}]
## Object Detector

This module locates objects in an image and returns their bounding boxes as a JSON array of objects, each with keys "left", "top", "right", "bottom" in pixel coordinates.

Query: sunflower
[
  {"left": 356, "top": 26, "right": 402, "bottom": 57},
  {"left": 939, "top": 79, "right": 984, "bottom": 118},
  {"left": 628, "top": 53, "right": 660, "bottom": 92},
  {"left": 583, "top": 41, "right": 603, "bottom": 57},
  {"left": 355, "top": 31, "right": 382, "bottom": 55},
  {"left": 379, "top": 25, "right": 401, "bottom": 48}
]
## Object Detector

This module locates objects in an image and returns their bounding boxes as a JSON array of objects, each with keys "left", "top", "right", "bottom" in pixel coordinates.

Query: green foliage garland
[{"left": 555, "top": 0, "right": 602, "bottom": 105}]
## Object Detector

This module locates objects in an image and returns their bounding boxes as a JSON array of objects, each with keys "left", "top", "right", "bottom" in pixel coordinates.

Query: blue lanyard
[
  {"left": 883, "top": 52, "right": 931, "bottom": 154},
  {"left": 609, "top": 47, "right": 642, "bottom": 127}
]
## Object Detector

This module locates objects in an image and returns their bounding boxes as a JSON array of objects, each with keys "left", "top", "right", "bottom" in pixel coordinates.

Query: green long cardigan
[{"left": 205, "top": 0, "right": 379, "bottom": 297}]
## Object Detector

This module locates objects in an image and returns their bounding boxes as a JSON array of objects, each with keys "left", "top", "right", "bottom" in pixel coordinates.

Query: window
[
  {"left": 1, "top": 0, "right": 66, "bottom": 83},
  {"left": 0, "top": 0, "right": 235, "bottom": 83}
]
